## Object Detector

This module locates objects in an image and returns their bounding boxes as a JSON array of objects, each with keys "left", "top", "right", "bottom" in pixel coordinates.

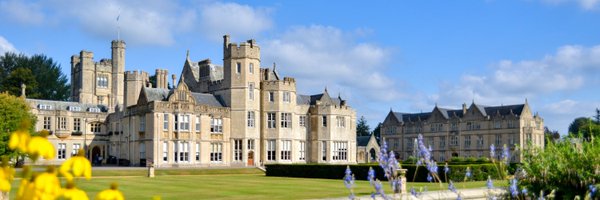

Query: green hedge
[{"left": 265, "top": 163, "right": 503, "bottom": 182}]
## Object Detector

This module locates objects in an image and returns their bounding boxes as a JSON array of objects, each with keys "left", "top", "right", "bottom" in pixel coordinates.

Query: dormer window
[
  {"left": 68, "top": 106, "right": 81, "bottom": 112},
  {"left": 38, "top": 104, "right": 53, "bottom": 110},
  {"left": 88, "top": 107, "right": 101, "bottom": 113}
]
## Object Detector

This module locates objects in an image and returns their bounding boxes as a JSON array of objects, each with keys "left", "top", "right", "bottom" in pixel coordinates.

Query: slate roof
[
  {"left": 143, "top": 88, "right": 170, "bottom": 102},
  {"left": 295, "top": 93, "right": 343, "bottom": 106},
  {"left": 484, "top": 104, "right": 524, "bottom": 116},
  {"left": 27, "top": 99, "right": 108, "bottom": 112},
  {"left": 296, "top": 94, "right": 311, "bottom": 105},
  {"left": 142, "top": 87, "right": 224, "bottom": 107},
  {"left": 389, "top": 103, "right": 525, "bottom": 123},
  {"left": 191, "top": 93, "right": 224, "bottom": 107},
  {"left": 357, "top": 136, "right": 371, "bottom": 146}
]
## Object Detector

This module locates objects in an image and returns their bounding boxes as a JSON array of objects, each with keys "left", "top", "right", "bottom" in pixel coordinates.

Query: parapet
[
  {"left": 80, "top": 50, "right": 94, "bottom": 59},
  {"left": 125, "top": 70, "right": 149, "bottom": 81},
  {"left": 223, "top": 36, "right": 261, "bottom": 59},
  {"left": 111, "top": 40, "right": 126, "bottom": 48}
]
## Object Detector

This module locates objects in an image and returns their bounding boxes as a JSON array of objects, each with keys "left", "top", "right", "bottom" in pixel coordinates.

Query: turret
[{"left": 111, "top": 40, "right": 126, "bottom": 107}]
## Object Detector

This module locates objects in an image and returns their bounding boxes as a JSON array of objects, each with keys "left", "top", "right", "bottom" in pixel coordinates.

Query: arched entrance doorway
[
  {"left": 92, "top": 146, "right": 101, "bottom": 165},
  {"left": 369, "top": 148, "right": 376, "bottom": 161},
  {"left": 247, "top": 151, "right": 254, "bottom": 166}
]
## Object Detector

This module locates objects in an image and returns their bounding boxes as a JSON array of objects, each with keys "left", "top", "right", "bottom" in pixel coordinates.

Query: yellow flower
[
  {"left": 95, "top": 183, "right": 125, "bottom": 200},
  {"left": 32, "top": 171, "right": 61, "bottom": 200},
  {"left": 27, "top": 136, "right": 55, "bottom": 160},
  {"left": 9, "top": 130, "right": 30, "bottom": 152},
  {"left": 0, "top": 166, "right": 15, "bottom": 192},
  {"left": 61, "top": 181, "right": 89, "bottom": 200},
  {"left": 60, "top": 149, "right": 92, "bottom": 181},
  {"left": 16, "top": 179, "right": 36, "bottom": 200}
]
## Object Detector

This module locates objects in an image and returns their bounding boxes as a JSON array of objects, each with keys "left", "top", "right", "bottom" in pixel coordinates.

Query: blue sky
[{"left": 1, "top": 0, "right": 599, "bottom": 134}]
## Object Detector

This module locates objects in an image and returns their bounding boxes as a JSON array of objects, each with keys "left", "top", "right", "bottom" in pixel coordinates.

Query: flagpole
[{"left": 117, "top": 9, "right": 121, "bottom": 40}]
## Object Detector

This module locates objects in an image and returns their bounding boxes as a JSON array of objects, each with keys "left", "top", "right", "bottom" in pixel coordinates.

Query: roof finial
[
  {"left": 273, "top": 62, "right": 277, "bottom": 71},
  {"left": 525, "top": 98, "right": 528, "bottom": 104},
  {"left": 186, "top": 50, "right": 190, "bottom": 59},
  {"left": 324, "top": 86, "right": 328, "bottom": 93}
]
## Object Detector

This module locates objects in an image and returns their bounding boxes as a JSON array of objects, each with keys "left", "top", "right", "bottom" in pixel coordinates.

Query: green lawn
[{"left": 10, "top": 168, "right": 502, "bottom": 200}]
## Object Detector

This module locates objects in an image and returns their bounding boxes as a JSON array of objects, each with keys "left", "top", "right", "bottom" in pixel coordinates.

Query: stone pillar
[
  {"left": 398, "top": 169, "right": 407, "bottom": 194},
  {"left": 148, "top": 162, "right": 155, "bottom": 178}
]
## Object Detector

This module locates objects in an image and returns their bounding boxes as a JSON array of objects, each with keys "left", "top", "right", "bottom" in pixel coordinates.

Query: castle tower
[
  {"left": 124, "top": 70, "right": 148, "bottom": 107},
  {"left": 78, "top": 50, "right": 95, "bottom": 104},
  {"left": 70, "top": 55, "right": 81, "bottom": 101},
  {"left": 111, "top": 40, "right": 126, "bottom": 108},
  {"left": 222, "top": 35, "right": 262, "bottom": 166}
]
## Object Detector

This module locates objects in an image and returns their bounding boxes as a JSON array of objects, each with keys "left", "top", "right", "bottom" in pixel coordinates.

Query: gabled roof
[
  {"left": 435, "top": 107, "right": 464, "bottom": 119},
  {"left": 296, "top": 91, "right": 344, "bottom": 106}
]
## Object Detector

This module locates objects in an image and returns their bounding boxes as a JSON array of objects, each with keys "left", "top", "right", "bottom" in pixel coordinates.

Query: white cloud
[
  {"left": 200, "top": 2, "right": 273, "bottom": 41},
  {"left": 54, "top": 0, "right": 196, "bottom": 46},
  {"left": 262, "top": 25, "right": 403, "bottom": 103},
  {"left": 1, "top": 1, "right": 272, "bottom": 46},
  {"left": 541, "top": 99, "right": 600, "bottom": 133},
  {"left": 541, "top": 0, "right": 600, "bottom": 10},
  {"left": 0, "top": 36, "right": 18, "bottom": 55},
  {"left": 0, "top": 0, "right": 45, "bottom": 25},
  {"left": 429, "top": 44, "right": 600, "bottom": 134},
  {"left": 435, "top": 44, "right": 600, "bottom": 106}
]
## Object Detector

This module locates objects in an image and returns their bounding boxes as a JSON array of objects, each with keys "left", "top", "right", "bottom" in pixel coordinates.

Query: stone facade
[
  {"left": 27, "top": 35, "right": 357, "bottom": 167},
  {"left": 381, "top": 101, "right": 544, "bottom": 163}
]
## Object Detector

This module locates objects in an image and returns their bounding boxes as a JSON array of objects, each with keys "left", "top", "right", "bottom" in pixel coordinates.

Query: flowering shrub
[
  {"left": 1, "top": 120, "right": 125, "bottom": 200},
  {"left": 520, "top": 137, "right": 600, "bottom": 199}
]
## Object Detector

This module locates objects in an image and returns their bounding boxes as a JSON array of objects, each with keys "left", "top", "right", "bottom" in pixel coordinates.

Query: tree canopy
[
  {"left": 356, "top": 116, "right": 370, "bottom": 137},
  {"left": 568, "top": 117, "right": 600, "bottom": 140},
  {"left": 0, "top": 52, "right": 70, "bottom": 100},
  {"left": 0, "top": 93, "right": 36, "bottom": 158}
]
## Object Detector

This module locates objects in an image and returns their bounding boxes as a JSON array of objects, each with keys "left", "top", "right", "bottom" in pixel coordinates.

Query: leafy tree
[
  {"left": 356, "top": 116, "right": 370, "bottom": 137},
  {"left": 568, "top": 117, "right": 600, "bottom": 140},
  {"left": 596, "top": 108, "right": 600, "bottom": 124},
  {"left": 0, "top": 92, "right": 36, "bottom": 160},
  {"left": 543, "top": 126, "right": 560, "bottom": 143},
  {"left": 372, "top": 122, "right": 382, "bottom": 139},
  {"left": 0, "top": 52, "right": 70, "bottom": 100}
]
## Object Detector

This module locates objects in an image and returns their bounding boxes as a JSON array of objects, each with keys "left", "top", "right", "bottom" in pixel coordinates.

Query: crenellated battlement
[
  {"left": 207, "top": 79, "right": 224, "bottom": 91},
  {"left": 125, "top": 70, "right": 149, "bottom": 81},
  {"left": 98, "top": 58, "right": 112, "bottom": 65},
  {"left": 223, "top": 35, "right": 260, "bottom": 60},
  {"left": 80, "top": 50, "right": 93, "bottom": 59},
  {"left": 262, "top": 77, "right": 296, "bottom": 86}
]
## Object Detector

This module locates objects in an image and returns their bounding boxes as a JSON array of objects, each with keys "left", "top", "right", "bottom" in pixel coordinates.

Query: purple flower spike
[
  {"left": 509, "top": 178, "right": 519, "bottom": 197},
  {"left": 448, "top": 180, "right": 457, "bottom": 193},
  {"left": 486, "top": 176, "right": 494, "bottom": 189},
  {"left": 490, "top": 144, "right": 495, "bottom": 159},
  {"left": 502, "top": 145, "right": 510, "bottom": 164}
]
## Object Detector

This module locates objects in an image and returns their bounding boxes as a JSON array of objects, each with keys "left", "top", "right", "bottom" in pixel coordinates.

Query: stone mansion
[
  {"left": 26, "top": 35, "right": 357, "bottom": 167},
  {"left": 381, "top": 102, "right": 544, "bottom": 163}
]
